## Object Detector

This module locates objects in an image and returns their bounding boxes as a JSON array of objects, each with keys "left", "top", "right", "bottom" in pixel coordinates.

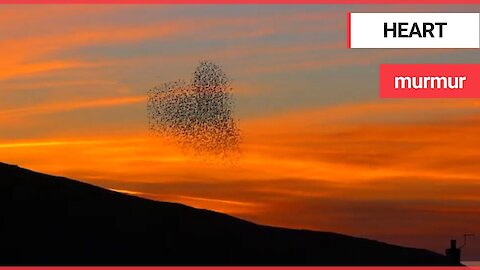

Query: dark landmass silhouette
[{"left": 0, "top": 162, "right": 458, "bottom": 266}]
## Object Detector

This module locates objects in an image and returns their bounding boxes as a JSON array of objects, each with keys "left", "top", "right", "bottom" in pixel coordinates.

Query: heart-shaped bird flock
[{"left": 147, "top": 61, "right": 240, "bottom": 160}]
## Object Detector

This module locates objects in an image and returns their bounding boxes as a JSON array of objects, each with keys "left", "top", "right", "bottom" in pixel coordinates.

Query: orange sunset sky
[{"left": 1, "top": 4, "right": 480, "bottom": 260}]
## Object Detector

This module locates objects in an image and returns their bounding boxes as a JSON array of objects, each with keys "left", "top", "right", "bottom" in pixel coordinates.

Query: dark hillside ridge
[{"left": 0, "top": 162, "right": 457, "bottom": 266}]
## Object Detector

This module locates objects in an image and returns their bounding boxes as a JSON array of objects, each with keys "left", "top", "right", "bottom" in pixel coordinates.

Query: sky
[{"left": 1, "top": 4, "right": 480, "bottom": 260}]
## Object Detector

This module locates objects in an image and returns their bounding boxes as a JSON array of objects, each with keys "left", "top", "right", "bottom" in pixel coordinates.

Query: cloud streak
[{"left": 0, "top": 95, "right": 145, "bottom": 122}]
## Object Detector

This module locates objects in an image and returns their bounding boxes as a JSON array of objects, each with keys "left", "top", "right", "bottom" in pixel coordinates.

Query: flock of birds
[{"left": 147, "top": 61, "right": 240, "bottom": 160}]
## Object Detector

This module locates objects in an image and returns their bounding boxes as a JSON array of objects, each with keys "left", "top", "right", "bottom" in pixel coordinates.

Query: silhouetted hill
[{"left": 0, "top": 162, "right": 456, "bottom": 265}]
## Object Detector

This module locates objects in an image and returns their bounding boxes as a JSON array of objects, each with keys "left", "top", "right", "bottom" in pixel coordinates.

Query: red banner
[
  {"left": 0, "top": 0, "right": 480, "bottom": 3},
  {"left": 380, "top": 64, "right": 480, "bottom": 98}
]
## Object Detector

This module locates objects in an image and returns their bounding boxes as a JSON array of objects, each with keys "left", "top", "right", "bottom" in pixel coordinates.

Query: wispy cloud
[{"left": 0, "top": 95, "right": 145, "bottom": 122}]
